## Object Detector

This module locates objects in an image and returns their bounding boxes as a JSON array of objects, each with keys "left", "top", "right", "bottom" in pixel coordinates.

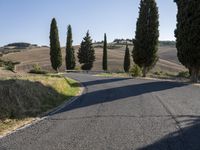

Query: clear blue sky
[{"left": 0, "top": 0, "right": 177, "bottom": 47}]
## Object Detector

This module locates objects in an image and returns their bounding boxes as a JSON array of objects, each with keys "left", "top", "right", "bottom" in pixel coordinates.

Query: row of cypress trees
[
  {"left": 49, "top": 19, "right": 95, "bottom": 71},
  {"left": 49, "top": 0, "right": 158, "bottom": 74},
  {"left": 49, "top": 18, "right": 130, "bottom": 72},
  {"left": 50, "top": 0, "right": 200, "bottom": 82},
  {"left": 134, "top": 0, "right": 200, "bottom": 82},
  {"left": 49, "top": 0, "right": 159, "bottom": 74}
]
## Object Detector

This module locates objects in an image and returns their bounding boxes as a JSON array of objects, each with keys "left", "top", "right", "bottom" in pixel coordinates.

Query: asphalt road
[{"left": 1, "top": 73, "right": 200, "bottom": 150}]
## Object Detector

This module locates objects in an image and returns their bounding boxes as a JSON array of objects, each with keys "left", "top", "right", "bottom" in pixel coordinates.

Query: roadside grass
[
  {"left": 95, "top": 72, "right": 130, "bottom": 78},
  {"left": 149, "top": 71, "right": 177, "bottom": 79},
  {"left": 0, "top": 74, "right": 80, "bottom": 136},
  {"left": 95, "top": 71, "right": 190, "bottom": 81}
]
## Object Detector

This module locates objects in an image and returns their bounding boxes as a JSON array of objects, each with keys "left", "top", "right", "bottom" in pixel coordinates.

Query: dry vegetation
[{"left": 0, "top": 75, "right": 80, "bottom": 136}]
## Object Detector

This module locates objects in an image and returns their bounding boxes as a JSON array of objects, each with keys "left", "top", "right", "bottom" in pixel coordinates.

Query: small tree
[
  {"left": 133, "top": 0, "right": 159, "bottom": 77},
  {"left": 77, "top": 31, "right": 95, "bottom": 70},
  {"left": 102, "top": 33, "right": 108, "bottom": 71},
  {"left": 174, "top": 0, "right": 200, "bottom": 82},
  {"left": 65, "top": 25, "right": 76, "bottom": 70},
  {"left": 49, "top": 18, "right": 62, "bottom": 72},
  {"left": 124, "top": 44, "right": 131, "bottom": 73}
]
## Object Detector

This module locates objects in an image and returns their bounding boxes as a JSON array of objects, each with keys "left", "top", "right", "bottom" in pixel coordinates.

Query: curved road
[{"left": 1, "top": 73, "right": 200, "bottom": 150}]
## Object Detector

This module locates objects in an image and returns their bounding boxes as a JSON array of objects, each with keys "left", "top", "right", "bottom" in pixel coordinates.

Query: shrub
[
  {"left": 5, "top": 62, "right": 15, "bottom": 72},
  {"left": 130, "top": 65, "right": 142, "bottom": 77},
  {"left": 74, "top": 66, "right": 81, "bottom": 71},
  {"left": 154, "top": 71, "right": 163, "bottom": 76},
  {"left": 0, "top": 59, "right": 19, "bottom": 72},
  {"left": 94, "top": 45, "right": 103, "bottom": 48},
  {"left": 107, "top": 45, "right": 122, "bottom": 49},
  {"left": 177, "top": 71, "right": 190, "bottom": 78},
  {"left": 29, "top": 64, "right": 47, "bottom": 74}
]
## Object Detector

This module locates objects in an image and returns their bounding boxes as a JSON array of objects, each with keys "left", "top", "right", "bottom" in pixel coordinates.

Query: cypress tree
[
  {"left": 174, "top": 0, "right": 200, "bottom": 82},
  {"left": 102, "top": 33, "right": 108, "bottom": 71},
  {"left": 65, "top": 25, "right": 76, "bottom": 70},
  {"left": 133, "top": 0, "right": 159, "bottom": 77},
  {"left": 77, "top": 31, "right": 95, "bottom": 70},
  {"left": 49, "top": 18, "right": 62, "bottom": 72},
  {"left": 124, "top": 43, "right": 131, "bottom": 73}
]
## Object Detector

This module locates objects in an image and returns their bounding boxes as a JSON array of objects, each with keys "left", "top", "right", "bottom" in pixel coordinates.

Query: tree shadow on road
[
  {"left": 51, "top": 77, "right": 200, "bottom": 149},
  {"left": 137, "top": 115, "right": 200, "bottom": 150},
  {"left": 81, "top": 77, "right": 131, "bottom": 86},
  {"left": 54, "top": 79, "right": 187, "bottom": 114}
]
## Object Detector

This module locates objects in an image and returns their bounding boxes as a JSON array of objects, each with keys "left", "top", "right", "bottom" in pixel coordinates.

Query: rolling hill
[{"left": 1, "top": 44, "right": 186, "bottom": 74}]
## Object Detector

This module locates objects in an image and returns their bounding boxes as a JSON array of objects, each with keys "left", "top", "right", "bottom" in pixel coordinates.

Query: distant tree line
[
  {"left": 4, "top": 42, "right": 39, "bottom": 49},
  {"left": 49, "top": 0, "right": 200, "bottom": 83},
  {"left": 6, "top": 42, "right": 31, "bottom": 48},
  {"left": 113, "top": 39, "right": 133, "bottom": 44},
  {"left": 159, "top": 41, "right": 176, "bottom": 47}
]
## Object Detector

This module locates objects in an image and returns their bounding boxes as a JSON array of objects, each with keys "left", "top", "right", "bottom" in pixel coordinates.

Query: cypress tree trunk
[
  {"left": 142, "top": 67, "right": 147, "bottom": 77},
  {"left": 49, "top": 18, "right": 62, "bottom": 72},
  {"left": 191, "top": 68, "right": 199, "bottom": 83},
  {"left": 133, "top": 0, "right": 159, "bottom": 77},
  {"left": 103, "top": 33, "right": 108, "bottom": 71}
]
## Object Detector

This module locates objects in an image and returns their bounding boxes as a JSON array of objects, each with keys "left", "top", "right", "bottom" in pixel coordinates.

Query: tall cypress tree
[
  {"left": 174, "top": 0, "right": 200, "bottom": 82},
  {"left": 49, "top": 18, "right": 62, "bottom": 72},
  {"left": 102, "top": 33, "right": 108, "bottom": 71},
  {"left": 78, "top": 31, "right": 95, "bottom": 70},
  {"left": 65, "top": 25, "right": 76, "bottom": 70},
  {"left": 133, "top": 0, "right": 159, "bottom": 77},
  {"left": 124, "top": 43, "right": 131, "bottom": 73}
]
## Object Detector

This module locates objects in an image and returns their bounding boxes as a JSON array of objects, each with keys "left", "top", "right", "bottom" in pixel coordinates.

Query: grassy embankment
[
  {"left": 95, "top": 70, "right": 189, "bottom": 81},
  {"left": 0, "top": 75, "right": 80, "bottom": 136}
]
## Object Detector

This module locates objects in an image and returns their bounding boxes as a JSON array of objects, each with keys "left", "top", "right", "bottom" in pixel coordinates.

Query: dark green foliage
[
  {"left": 78, "top": 31, "right": 95, "bottom": 70},
  {"left": 65, "top": 25, "right": 76, "bottom": 70},
  {"left": 103, "top": 33, "right": 108, "bottom": 71},
  {"left": 177, "top": 71, "right": 190, "bottom": 78},
  {"left": 49, "top": 18, "right": 62, "bottom": 72},
  {"left": 174, "top": 0, "right": 200, "bottom": 82},
  {"left": 130, "top": 64, "right": 142, "bottom": 77},
  {"left": 124, "top": 44, "right": 131, "bottom": 73},
  {"left": 133, "top": 0, "right": 159, "bottom": 77}
]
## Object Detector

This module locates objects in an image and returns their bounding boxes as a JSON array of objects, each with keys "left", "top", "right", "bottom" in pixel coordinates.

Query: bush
[
  {"left": 5, "top": 62, "right": 15, "bottom": 72},
  {"left": 74, "top": 66, "right": 81, "bottom": 71},
  {"left": 154, "top": 71, "right": 163, "bottom": 76},
  {"left": 177, "top": 71, "right": 190, "bottom": 78},
  {"left": 94, "top": 45, "right": 103, "bottom": 48},
  {"left": 29, "top": 64, "right": 47, "bottom": 74},
  {"left": 0, "top": 60, "right": 18, "bottom": 72},
  {"left": 107, "top": 45, "right": 122, "bottom": 49},
  {"left": 130, "top": 65, "right": 142, "bottom": 77}
]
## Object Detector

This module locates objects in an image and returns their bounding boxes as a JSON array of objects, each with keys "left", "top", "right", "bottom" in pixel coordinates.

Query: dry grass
[
  {"left": 0, "top": 118, "right": 33, "bottom": 136},
  {"left": 95, "top": 73, "right": 130, "bottom": 78},
  {"left": 0, "top": 75, "right": 80, "bottom": 136}
]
